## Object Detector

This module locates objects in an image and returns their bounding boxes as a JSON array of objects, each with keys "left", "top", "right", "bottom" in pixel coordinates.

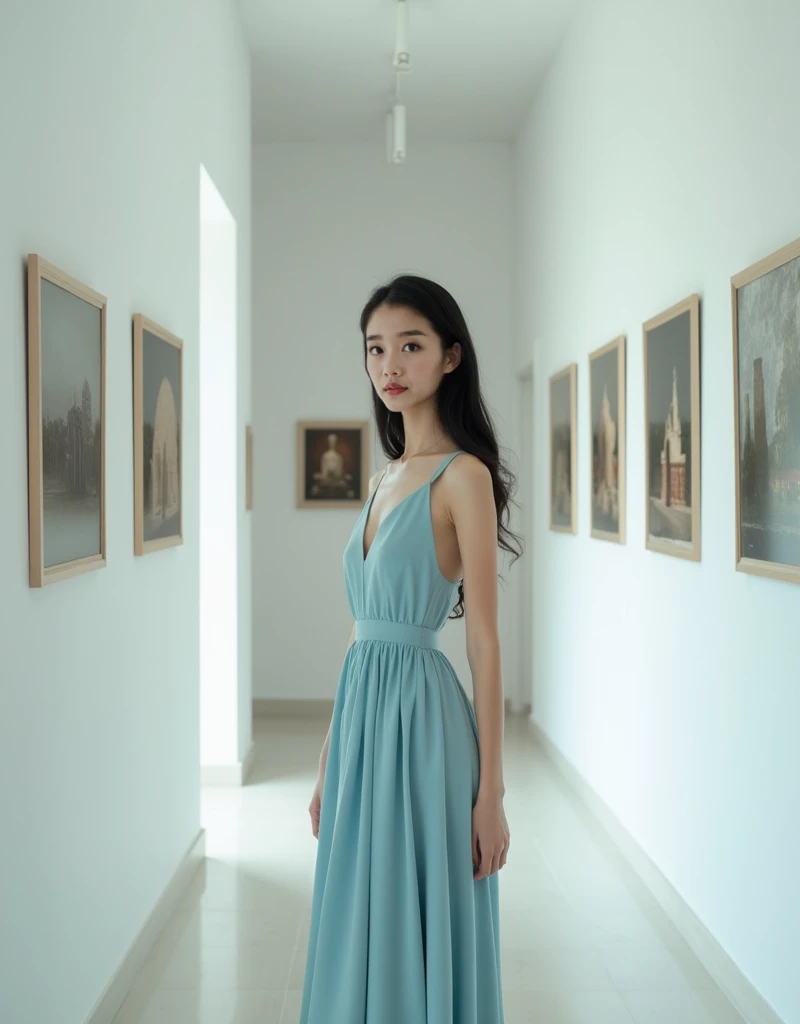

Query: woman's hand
[
  {"left": 309, "top": 775, "right": 324, "bottom": 839},
  {"left": 472, "top": 791, "right": 509, "bottom": 880}
]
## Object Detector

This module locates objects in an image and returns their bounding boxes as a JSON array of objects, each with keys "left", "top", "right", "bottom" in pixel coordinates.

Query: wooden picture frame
[
  {"left": 549, "top": 363, "right": 577, "bottom": 534},
  {"left": 133, "top": 314, "right": 183, "bottom": 555},
  {"left": 246, "top": 425, "right": 253, "bottom": 511},
  {"left": 589, "top": 335, "right": 626, "bottom": 543},
  {"left": 296, "top": 420, "right": 370, "bottom": 509},
  {"left": 732, "top": 235, "right": 800, "bottom": 584},
  {"left": 643, "top": 294, "right": 701, "bottom": 561},
  {"left": 26, "top": 254, "right": 107, "bottom": 588}
]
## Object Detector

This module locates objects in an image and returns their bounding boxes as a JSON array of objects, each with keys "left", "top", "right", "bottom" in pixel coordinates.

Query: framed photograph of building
[
  {"left": 733, "top": 236, "right": 800, "bottom": 584},
  {"left": 589, "top": 335, "right": 626, "bottom": 543},
  {"left": 26, "top": 254, "right": 107, "bottom": 588},
  {"left": 643, "top": 295, "right": 701, "bottom": 561},
  {"left": 133, "top": 314, "right": 183, "bottom": 555},
  {"left": 296, "top": 420, "right": 370, "bottom": 509},
  {"left": 549, "top": 363, "right": 577, "bottom": 534}
]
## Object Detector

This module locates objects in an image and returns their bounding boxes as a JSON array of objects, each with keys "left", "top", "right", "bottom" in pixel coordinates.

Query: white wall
[
  {"left": 515, "top": 1, "right": 800, "bottom": 1021},
  {"left": 0, "top": 2, "right": 251, "bottom": 1022},
  {"left": 252, "top": 142, "right": 517, "bottom": 703}
]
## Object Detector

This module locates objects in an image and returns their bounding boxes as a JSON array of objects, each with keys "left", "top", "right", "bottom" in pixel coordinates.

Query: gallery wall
[
  {"left": 515, "top": 0, "right": 800, "bottom": 1021},
  {"left": 0, "top": 2, "right": 251, "bottom": 1021},
  {"left": 251, "top": 142, "right": 518, "bottom": 705}
]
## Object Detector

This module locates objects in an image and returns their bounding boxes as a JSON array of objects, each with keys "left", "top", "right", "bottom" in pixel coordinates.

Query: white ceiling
[{"left": 238, "top": 0, "right": 579, "bottom": 143}]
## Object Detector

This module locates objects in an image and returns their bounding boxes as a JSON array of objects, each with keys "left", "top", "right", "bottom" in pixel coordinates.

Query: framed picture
[
  {"left": 133, "top": 314, "right": 183, "bottom": 555},
  {"left": 246, "top": 425, "right": 253, "bottom": 512},
  {"left": 643, "top": 294, "right": 701, "bottom": 561},
  {"left": 549, "top": 363, "right": 577, "bottom": 534},
  {"left": 296, "top": 420, "right": 370, "bottom": 509},
  {"left": 589, "top": 335, "right": 626, "bottom": 543},
  {"left": 732, "top": 236, "right": 800, "bottom": 584},
  {"left": 26, "top": 254, "right": 106, "bottom": 588}
]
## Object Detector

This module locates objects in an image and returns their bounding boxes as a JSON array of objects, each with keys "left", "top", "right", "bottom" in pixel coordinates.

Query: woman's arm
[
  {"left": 318, "top": 621, "right": 356, "bottom": 777},
  {"left": 448, "top": 456, "right": 505, "bottom": 799}
]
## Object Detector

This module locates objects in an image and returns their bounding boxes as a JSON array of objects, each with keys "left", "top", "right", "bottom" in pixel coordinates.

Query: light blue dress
[{"left": 300, "top": 450, "right": 505, "bottom": 1024}]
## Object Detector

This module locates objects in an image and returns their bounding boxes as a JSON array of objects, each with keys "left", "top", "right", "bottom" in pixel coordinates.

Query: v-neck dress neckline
[{"left": 361, "top": 451, "right": 464, "bottom": 563}]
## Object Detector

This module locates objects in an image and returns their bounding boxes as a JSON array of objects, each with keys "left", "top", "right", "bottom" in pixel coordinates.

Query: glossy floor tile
[{"left": 111, "top": 713, "right": 746, "bottom": 1024}]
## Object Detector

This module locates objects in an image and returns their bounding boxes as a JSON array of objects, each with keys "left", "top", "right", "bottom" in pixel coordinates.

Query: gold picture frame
[
  {"left": 549, "top": 363, "right": 577, "bottom": 534},
  {"left": 732, "top": 235, "right": 800, "bottom": 584},
  {"left": 643, "top": 294, "right": 701, "bottom": 561},
  {"left": 296, "top": 420, "right": 371, "bottom": 509},
  {"left": 589, "top": 335, "right": 626, "bottom": 543},
  {"left": 133, "top": 314, "right": 183, "bottom": 556},
  {"left": 26, "top": 254, "right": 107, "bottom": 588}
]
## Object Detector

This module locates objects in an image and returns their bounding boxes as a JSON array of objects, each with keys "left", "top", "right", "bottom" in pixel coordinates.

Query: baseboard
[
  {"left": 527, "top": 715, "right": 785, "bottom": 1024},
  {"left": 84, "top": 828, "right": 205, "bottom": 1024},
  {"left": 505, "top": 697, "right": 531, "bottom": 715},
  {"left": 253, "top": 698, "right": 334, "bottom": 718},
  {"left": 201, "top": 739, "right": 256, "bottom": 786}
]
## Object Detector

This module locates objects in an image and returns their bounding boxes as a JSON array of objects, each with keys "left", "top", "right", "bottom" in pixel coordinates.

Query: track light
[{"left": 393, "top": 0, "right": 411, "bottom": 72}]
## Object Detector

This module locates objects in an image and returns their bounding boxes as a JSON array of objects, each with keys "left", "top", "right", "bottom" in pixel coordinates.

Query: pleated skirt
[{"left": 299, "top": 638, "right": 504, "bottom": 1024}]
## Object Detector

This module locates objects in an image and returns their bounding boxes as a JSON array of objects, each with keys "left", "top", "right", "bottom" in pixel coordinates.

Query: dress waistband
[{"left": 354, "top": 619, "right": 440, "bottom": 649}]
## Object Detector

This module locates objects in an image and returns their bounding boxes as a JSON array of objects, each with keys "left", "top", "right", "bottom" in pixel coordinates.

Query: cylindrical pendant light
[{"left": 391, "top": 103, "right": 406, "bottom": 163}]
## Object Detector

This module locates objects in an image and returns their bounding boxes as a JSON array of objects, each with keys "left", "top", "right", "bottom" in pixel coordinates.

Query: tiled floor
[{"left": 112, "top": 713, "right": 746, "bottom": 1024}]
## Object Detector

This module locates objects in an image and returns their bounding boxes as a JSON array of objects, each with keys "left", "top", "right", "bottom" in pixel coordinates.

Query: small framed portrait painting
[{"left": 296, "top": 420, "right": 371, "bottom": 509}]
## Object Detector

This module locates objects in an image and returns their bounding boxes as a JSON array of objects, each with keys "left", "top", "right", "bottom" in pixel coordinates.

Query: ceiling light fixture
[
  {"left": 389, "top": 101, "right": 406, "bottom": 164},
  {"left": 387, "top": 1, "right": 411, "bottom": 165},
  {"left": 393, "top": 0, "right": 411, "bottom": 72}
]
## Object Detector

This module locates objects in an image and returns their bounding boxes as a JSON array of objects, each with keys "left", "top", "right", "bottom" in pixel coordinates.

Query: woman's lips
[{"left": 384, "top": 385, "right": 407, "bottom": 395}]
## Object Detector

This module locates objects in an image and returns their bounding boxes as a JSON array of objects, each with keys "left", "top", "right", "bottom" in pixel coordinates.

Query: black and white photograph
[
  {"left": 733, "top": 236, "right": 800, "bottom": 584},
  {"left": 133, "top": 314, "right": 183, "bottom": 555},
  {"left": 643, "top": 295, "right": 701, "bottom": 561},
  {"left": 589, "top": 335, "right": 626, "bottom": 543},
  {"left": 27, "top": 254, "right": 106, "bottom": 587},
  {"left": 549, "top": 363, "right": 577, "bottom": 534}
]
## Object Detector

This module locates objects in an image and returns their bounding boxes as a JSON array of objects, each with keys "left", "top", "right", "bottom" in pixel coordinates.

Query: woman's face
[{"left": 364, "top": 304, "right": 459, "bottom": 409}]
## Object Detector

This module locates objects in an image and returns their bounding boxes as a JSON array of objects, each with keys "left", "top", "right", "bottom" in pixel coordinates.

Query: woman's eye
[{"left": 367, "top": 342, "right": 419, "bottom": 355}]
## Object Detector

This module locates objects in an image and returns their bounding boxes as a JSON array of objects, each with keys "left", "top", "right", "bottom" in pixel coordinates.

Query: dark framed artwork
[
  {"left": 643, "top": 294, "right": 701, "bottom": 561},
  {"left": 296, "top": 420, "right": 370, "bottom": 509},
  {"left": 549, "top": 363, "right": 577, "bottom": 534},
  {"left": 589, "top": 335, "right": 626, "bottom": 543},
  {"left": 133, "top": 314, "right": 183, "bottom": 555},
  {"left": 733, "top": 236, "right": 800, "bottom": 584},
  {"left": 26, "top": 254, "right": 107, "bottom": 588}
]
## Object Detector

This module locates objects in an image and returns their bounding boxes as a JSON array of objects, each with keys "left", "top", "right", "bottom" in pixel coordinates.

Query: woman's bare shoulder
[{"left": 448, "top": 451, "right": 491, "bottom": 486}]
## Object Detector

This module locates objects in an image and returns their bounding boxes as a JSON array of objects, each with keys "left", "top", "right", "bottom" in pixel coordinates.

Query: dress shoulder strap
[{"left": 429, "top": 449, "right": 465, "bottom": 485}]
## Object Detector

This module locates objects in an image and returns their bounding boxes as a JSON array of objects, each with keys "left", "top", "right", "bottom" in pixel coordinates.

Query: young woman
[{"left": 300, "top": 275, "right": 522, "bottom": 1024}]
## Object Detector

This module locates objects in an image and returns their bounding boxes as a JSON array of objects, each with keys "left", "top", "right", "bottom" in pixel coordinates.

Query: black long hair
[{"left": 359, "top": 274, "right": 523, "bottom": 619}]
